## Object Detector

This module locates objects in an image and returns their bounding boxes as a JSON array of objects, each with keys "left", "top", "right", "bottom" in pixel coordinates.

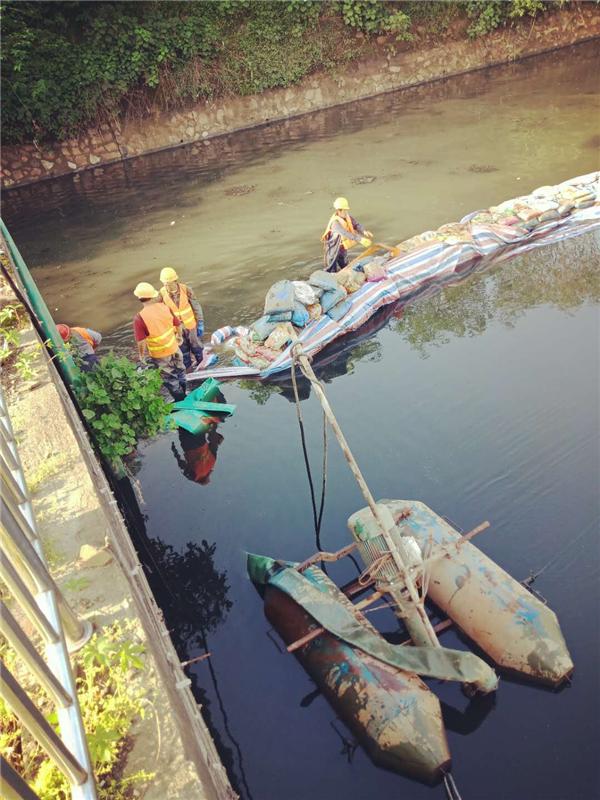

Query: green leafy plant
[
  {"left": 464, "top": 0, "right": 546, "bottom": 38},
  {"left": 75, "top": 353, "right": 170, "bottom": 463},
  {"left": 0, "top": 303, "right": 25, "bottom": 361},
  {"left": 0, "top": 621, "right": 153, "bottom": 799},
  {"left": 340, "top": 0, "right": 391, "bottom": 33},
  {"left": 14, "top": 347, "right": 38, "bottom": 381}
]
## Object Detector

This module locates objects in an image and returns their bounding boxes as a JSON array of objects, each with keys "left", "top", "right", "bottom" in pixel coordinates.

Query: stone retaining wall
[{"left": 2, "top": 5, "right": 599, "bottom": 189}]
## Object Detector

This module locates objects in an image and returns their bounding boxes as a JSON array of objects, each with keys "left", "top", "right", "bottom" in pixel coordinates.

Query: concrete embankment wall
[
  {"left": 2, "top": 5, "right": 599, "bottom": 190},
  {"left": 1, "top": 240, "right": 235, "bottom": 799}
]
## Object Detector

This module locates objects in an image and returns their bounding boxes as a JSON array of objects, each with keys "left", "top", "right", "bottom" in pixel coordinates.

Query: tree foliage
[{"left": 1, "top": 0, "right": 554, "bottom": 145}]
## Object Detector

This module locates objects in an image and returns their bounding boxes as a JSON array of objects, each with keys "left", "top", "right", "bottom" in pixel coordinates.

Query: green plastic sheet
[{"left": 248, "top": 553, "right": 498, "bottom": 693}]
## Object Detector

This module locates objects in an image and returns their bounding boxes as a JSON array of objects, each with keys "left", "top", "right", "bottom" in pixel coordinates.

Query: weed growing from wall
[{"left": 0, "top": 620, "right": 153, "bottom": 799}]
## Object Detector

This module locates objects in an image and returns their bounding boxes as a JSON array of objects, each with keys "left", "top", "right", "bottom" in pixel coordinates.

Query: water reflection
[
  {"left": 3, "top": 41, "right": 598, "bottom": 230},
  {"left": 114, "top": 475, "right": 253, "bottom": 799},
  {"left": 171, "top": 428, "right": 224, "bottom": 485},
  {"left": 440, "top": 694, "right": 496, "bottom": 736},
  {"left": 395, "top": 232, "right": 600, "bottom": 357},
  {"left": 237, "top": 232, "right": 599, "bottom": 406}
]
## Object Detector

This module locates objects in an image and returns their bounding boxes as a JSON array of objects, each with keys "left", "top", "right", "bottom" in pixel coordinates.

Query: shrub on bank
[
  {"left": 75, "top": 354, "right": 170, "bottom": 464},
  {"left": 1, "top": 1, "right": 554, "bottom": 145}
]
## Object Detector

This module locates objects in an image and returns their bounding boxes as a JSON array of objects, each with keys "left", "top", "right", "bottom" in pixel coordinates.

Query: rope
[
  {"left": 420, "top": 530, "right": 434, "bottom": 601},
  {"left": 290, "top": 354, "right": 328, "bottom": 543},
  {"left": 524, "top": 521, "right": 593, "bottom": 585},
  {"left": 443, "top": 772, "right": 463, "bottom": 800},
  {"left": 357, "top": 552, "right": 393, "bottom": 586}
]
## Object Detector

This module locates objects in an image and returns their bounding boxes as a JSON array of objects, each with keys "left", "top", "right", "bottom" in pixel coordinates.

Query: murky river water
[
  {"left": 2, "top": 41, "right": 599, "bottom": 346},
  {"left": 4, "top": 41, "right": 599, "bottom": 800}
]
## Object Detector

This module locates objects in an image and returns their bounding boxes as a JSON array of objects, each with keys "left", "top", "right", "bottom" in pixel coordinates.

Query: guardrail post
[{"left": 0, "top": 385, "right": 97, "bottom": 798}]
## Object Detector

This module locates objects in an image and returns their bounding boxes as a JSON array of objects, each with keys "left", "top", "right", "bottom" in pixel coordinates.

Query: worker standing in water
[
  {"left": 321, "top": 197, "right": 373, "bottom": 273},
  {"left": 132, "top": 282, "right": 187, "bottom": 401},
  {"left": 56, "top": 323, "right": 101, "bottom": 371},
  {"left": 158, "top": 267, "right": 204, "bottom": 370}
]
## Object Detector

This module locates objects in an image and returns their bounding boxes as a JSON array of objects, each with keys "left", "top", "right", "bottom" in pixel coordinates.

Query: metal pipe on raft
[{"left": 289, "top": 332, "right": 441, "bottom": 649}]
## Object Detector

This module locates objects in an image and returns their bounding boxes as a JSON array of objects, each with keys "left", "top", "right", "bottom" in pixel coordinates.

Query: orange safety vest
[
  {"left": 139, "top": 303, "right": 178, "bottom": 358},
  {"left": 71, "top": 327, "right": 96, "bottom": 349},
  {"left": 160, "top": 283, "right": 196, "bottom": 330},
  {"left": 321, "top": 212, "right": 357, "bottom": 251}
]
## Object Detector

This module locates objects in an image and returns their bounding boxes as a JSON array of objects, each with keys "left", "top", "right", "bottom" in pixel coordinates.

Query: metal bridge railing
[{"left": 0, "top": 386, "right": 97, "bottom": 800}]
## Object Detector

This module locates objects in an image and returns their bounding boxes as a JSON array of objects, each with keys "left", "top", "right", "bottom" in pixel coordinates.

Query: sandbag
[
  {"left": 268, "top": 310, "right": 293, "bottom": 322},
  {"left": 574, "top": 197, "right": 594, "bottom": 208},
  {"left": 336, "top": 266, "right": 366, "bottom": 294},
  {"left": 327, "top": 298, "right": 352, "bottom": 322},
  {"left": 291, "top": 302, "right": 310, "bottom": 328},
  {"left": 497, "top": 214, "right": 521, "bottom": 226},
  {"left": 211, "top": 325, "right": 250, "bottom": 346},
  {"left": 529, "top": 199, "right": 559, "bottom": 213},
  {"left": 292, "top": 281, "right": 318, "bottom": 306},
  {"left": 364, "top": 260, "right": 387, "bottom": 282},
  {"left": 251, "top": 315, "right": 279, "bottom": 341},
  {"left": 306, "top": 302, "right": 322, "bottom": 320},
  {"left": 320, "top": 286, "right": 347, "bottom": 312},
  {"left": 264, "top": 324, "right": 292, "bottom": 351},
  {"left": 514, "top": 206, "right": 539, "bottom": 222},
  {"left": 557, "top": 203, "right": 574, "bottom": 216},
  {"left": 309, "top": 270, "right": 338, "bottom": 291},
  {"left": 264, "top": 280, "right": 295, "bottom": 316},
  {"left": 531, "top": 185, "right": 557, "bottom": 199}
]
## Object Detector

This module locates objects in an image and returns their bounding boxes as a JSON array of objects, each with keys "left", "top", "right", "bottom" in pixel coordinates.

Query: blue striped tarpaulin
[{"left": 188, "top": 172, "right": 599, "bottom": 383}]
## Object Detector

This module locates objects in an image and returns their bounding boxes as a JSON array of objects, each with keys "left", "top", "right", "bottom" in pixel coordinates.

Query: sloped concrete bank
[
  {"left": 1, "top": 4, "right": 599, "bottom": 189},
  {"left": 1, "top": 247, "right": 235, "bottom": 798}
]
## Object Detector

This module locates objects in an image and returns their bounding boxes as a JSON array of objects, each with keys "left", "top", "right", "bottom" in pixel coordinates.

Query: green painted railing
[{"left": 0, "top": 218, "right": 79, "bottom": 386}]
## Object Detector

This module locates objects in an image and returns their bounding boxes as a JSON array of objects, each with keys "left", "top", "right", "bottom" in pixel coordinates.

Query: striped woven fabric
[
  {"left": 189, "top": 172, "right": 599, "bottom": 383},
  {"left": 262, "top": 202, "right": 599, "bottom": 377}
]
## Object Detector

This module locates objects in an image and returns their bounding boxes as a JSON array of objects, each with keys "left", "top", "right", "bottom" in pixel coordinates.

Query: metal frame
[
  {"left": 0, "top": 388, "right": 97, "bottom": 799},
  {"left": 0, "top": 218, "right": 78, "bottom": 386}
]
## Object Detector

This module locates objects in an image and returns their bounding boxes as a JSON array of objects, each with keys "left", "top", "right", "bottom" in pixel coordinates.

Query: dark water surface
[
  {"left": 4, "top": 39, "right": 599, "bottom": 800},
  {"left": 124, "top": 233, "right": 599, "bottom": 800}
]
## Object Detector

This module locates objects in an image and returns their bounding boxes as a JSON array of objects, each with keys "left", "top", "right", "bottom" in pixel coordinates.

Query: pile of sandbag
[
  {"left": 231, "top": 171, "right": 598, "bottom": 370},
  {"left": 482, "top": 176, "right": 598, "bottom": 231}
]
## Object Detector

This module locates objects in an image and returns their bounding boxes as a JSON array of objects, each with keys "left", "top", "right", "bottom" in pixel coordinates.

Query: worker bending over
[
  {"left": 132, "top": 282, "right": 186, "bottom": 401},
  {"left": 159, "top": 267, "right": 204, "bottom": 370},
  {"left": 57, "top": 324, "right": 101, "bottom": 371},
  {"left": 321, "top": 197, "right": 373, "bottom": 273}
]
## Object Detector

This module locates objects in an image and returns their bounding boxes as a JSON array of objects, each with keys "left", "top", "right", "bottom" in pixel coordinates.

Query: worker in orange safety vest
[
  {"left": 56, "top": 323, "right": 101, "bottom": 371},
  {"left": 132, "top": 282, "right": 186, "bottom": 401},
  {"left": 321, "top": 197, "right": 373, "bottom": 273},
  {"left": 159, "top": 267, "right": 204, "bottom": 370}
]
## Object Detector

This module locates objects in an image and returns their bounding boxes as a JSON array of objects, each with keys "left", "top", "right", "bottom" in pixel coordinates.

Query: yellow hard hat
[
  {"left": 333, "top": 197, "right": 350, "bottom": 210},
  {"left": 160, "top": 266, "right": 178, "bottom": 284},
  {"left": 133, "top": 282, "right": 158, "bottom": 299}
]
